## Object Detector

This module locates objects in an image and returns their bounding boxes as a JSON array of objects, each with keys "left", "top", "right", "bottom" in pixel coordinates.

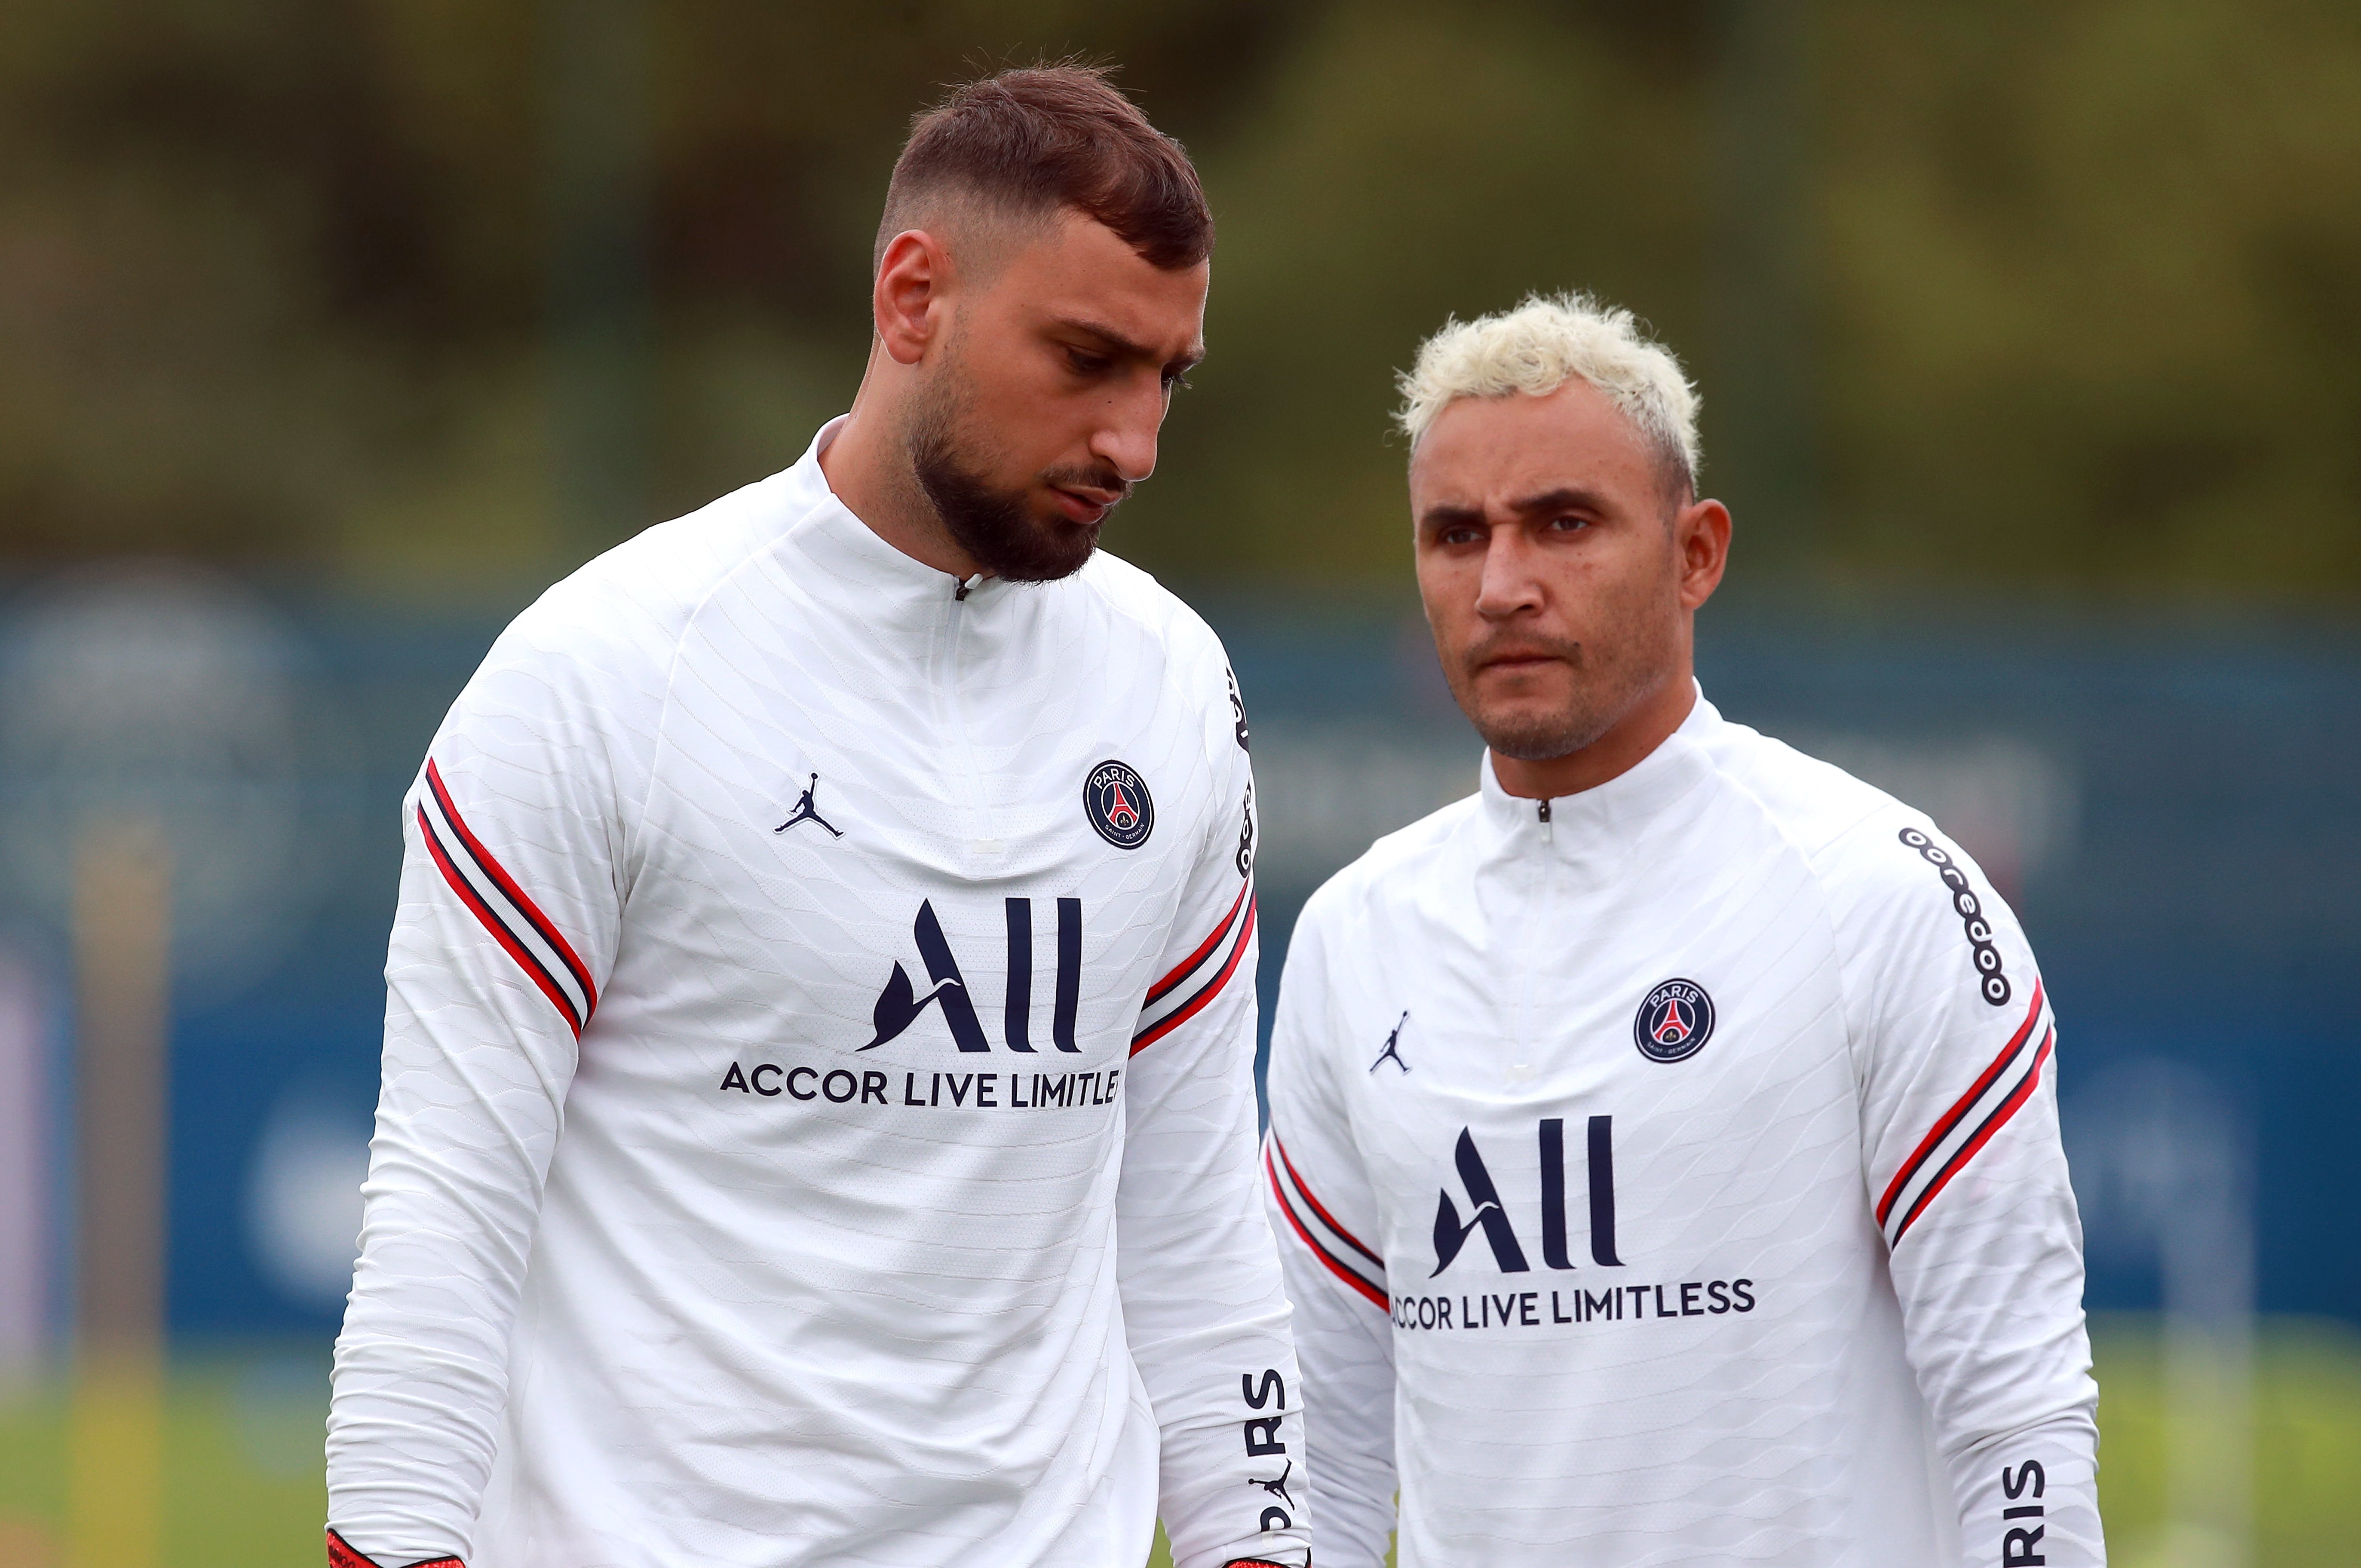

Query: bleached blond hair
[{"left": 1395, "top": 291, "right": 1701, "bottom": 498}]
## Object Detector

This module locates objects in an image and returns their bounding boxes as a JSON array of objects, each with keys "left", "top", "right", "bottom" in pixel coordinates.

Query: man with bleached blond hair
[{"left": 1263, "top": 292, "right": 2102, "bottom": 1565}]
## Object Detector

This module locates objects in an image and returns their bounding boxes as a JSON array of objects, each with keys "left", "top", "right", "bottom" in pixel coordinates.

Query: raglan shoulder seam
[{"left": 632, "top": 484, "right": 843, "bottom": 884}]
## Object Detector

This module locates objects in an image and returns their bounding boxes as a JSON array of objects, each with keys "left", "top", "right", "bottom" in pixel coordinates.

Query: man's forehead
[
  {"left": 1411, "top": 383, "right": 1657, "bottom": 502},
  {"left": 1001, "top": 212, "right": 1207, "bottom": 349}
]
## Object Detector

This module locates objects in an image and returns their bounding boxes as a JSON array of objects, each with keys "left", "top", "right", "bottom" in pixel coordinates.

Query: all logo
[
  {"left": 1633, "top": 978, "right": 1714, "bottom": 1064},
  {"left": 1432, "top": 1118, "right": 1623, "bottom": 1277},
  {"left": 862, "top": 898, "right": 1082, "bottom": 1054},
  {"left": 1084, "top": 760, "right": 1154, "bottom": 850}
]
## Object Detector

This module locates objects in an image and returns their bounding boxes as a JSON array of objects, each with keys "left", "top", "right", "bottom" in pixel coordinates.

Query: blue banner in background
[{"left": 3, "top": 577, "right": 2352, "bottom": 1339}]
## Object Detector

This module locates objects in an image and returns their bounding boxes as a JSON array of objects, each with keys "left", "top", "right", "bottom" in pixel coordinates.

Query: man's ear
[
  {"left": 874, "top": 229, "right": 952, "bottom": 367},
  {"left": 1675, "top": 497, "right": 1732, "bottom": 610}
]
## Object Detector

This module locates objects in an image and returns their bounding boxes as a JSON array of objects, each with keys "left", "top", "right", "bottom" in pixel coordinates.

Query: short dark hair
[{"left": 876, "top": 63, "right": 1213, "bottom": 273}]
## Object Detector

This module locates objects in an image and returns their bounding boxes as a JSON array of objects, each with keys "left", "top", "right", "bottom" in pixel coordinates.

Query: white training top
[
  {"left": 1263, "top": 694, "right": 2101, "bottom": 1568},
  {"left": 328, "top": 421, "right": 1307, "bottom": 1568}
]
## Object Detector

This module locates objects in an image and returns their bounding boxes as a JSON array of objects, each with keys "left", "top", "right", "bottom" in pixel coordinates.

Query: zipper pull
[
  {"left": 952, "top": 573, "right": 985, "bottom": 602},
  {"left": 1538, "top": 797, "right": 1553, "bottom": 843}
]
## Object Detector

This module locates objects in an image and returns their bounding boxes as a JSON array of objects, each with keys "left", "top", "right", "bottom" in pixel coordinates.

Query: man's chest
[
  {"left": 1337, "top": 850, "right": 1869, "bottom": 1323},
  {"left": 609, "top": 655, "right": 1219, "bottom": 1068}
]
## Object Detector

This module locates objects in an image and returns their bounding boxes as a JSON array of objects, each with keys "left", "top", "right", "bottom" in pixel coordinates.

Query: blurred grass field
[
  {"left": 0, "top": 1350, "right": 331, "bottom": 1567},
  {"left": 3, "top": 1318, "right": 2355, "bottom": 1567},
  {"left": 2084, "top": 1314, "right": 2361, "bottom": 1568}
]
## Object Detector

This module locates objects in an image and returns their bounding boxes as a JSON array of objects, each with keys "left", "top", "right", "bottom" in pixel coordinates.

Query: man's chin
[
  {"left": 1032, "top": 501, "right": 1105, "bottom": 551},
  {"left": 982, "top": 514, "right": 1101, "bottom": 584},
  {"left": 1468, "top": 704, "right": 1607, "bottom": 764}
]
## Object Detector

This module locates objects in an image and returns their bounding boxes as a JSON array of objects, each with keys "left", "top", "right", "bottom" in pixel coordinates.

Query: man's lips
[
  {"left": 1473, "top": 649, "right": 1567, "bottom": 676},
  {"left": 1050, "top": 486, "right": 1121, "bottom": 525}
]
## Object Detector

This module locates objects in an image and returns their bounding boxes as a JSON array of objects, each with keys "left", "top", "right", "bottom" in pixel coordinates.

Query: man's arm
[
  {"left": 325, "top": 624, "right": 633, "bottom": 1568},
  {"left": 1117, "top": 665, "right": 1310, "bottom": 1568},
  {"left": 1262, "top": 899, "right": 1399, "bottom": 1568},
  {"left": 1849, "top": 821, "right": 2103, "bottom": 1568}
]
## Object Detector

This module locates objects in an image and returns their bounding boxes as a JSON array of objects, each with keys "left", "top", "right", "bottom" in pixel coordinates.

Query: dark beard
[{"left": 908, "top": 395, "right": 1107, "bottom": 584}]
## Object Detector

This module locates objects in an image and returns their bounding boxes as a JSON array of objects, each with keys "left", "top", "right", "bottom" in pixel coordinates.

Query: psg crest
[
  {"left": 1083, "top": 759, "right": 1155, "bottom": 850},
  {"left": 1633, "top": 978, "right": 1714, "bottom": 1063}
]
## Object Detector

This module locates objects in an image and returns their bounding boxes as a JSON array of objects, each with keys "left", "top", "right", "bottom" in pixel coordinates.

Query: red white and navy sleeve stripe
[
  {"left": 1877, "top": 978, "right": 2054, "bottom": 1249},
  {"left": 416, "top": 758, "right": 600, "bottom": 1040},
  {"left": 327, "top": 1528, "right": 461, "bottom": 1568},
  {"left": 1264, "top": 1130, "right": 1387, "bottom": 1311},
  {"left": 1130, "top": 879, "right": 1256, "bottom": 1056}
]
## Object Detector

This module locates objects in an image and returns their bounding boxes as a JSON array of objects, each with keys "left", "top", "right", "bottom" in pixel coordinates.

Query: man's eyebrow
[
  {"left": 1418, "top": 488, "right": 1609, "bottom": 531},
  {"left": 1507, "top": 486, "right": 1612, "bottom": 517},
  {"left": 1417, "top": 501, "right": 1486, "bottom": 530},
  {"left": 1049, "top": 316, "right": 1203, "bottom": 373}
]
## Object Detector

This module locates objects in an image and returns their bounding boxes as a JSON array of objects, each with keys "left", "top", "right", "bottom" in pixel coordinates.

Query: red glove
[{"left": 326, "top": 1529, "right": 463, "bottom": 1568}]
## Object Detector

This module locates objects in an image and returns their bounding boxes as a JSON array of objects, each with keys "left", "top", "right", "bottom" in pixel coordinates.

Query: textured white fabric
[
  {"left": 328, "top": 421, "right": 1306, "bottom": 1568},
  {"left": 1264, "top": 694, "right": 2101, "bottom": 1568}
]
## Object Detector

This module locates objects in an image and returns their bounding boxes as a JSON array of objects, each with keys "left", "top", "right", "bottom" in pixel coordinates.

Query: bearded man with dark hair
[
  {"left": 830, "top": 64, "right": 1216, "bottom": 588},
  {"left": 326, "top": 64, "right": 1307, "bottom": 1568}
]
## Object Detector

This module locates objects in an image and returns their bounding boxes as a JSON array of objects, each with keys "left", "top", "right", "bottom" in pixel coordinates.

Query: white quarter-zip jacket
[
  {"left": 1264, "top": 695, "right": 2100, "bottom": 1567},
  {"left": 327, "top": 421, "right": 1307, "bottom": 1568}
]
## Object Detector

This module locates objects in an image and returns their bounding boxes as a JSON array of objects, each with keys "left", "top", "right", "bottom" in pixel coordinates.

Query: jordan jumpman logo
[
  {"left": 1369, "top": 1010, "right": 1411, "bottom": 1074},
  {"left": 1250, "top": 1460, "right": 1295, "bottom": 1507},
  {"left": 775, "top": 774, "right": 843, "bottom": 837}
]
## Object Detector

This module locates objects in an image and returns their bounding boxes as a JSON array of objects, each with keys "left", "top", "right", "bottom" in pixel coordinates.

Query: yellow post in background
[{"left": 68, "top": 821, "right": 169, "bottom": 1568}]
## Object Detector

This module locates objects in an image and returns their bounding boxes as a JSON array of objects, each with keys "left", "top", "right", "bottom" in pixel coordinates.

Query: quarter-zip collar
[
  {"left": 769, "top": 417, "right": 1053, "bottom": 851},
  {"left": 1475, "top": 684, "right": 1725, "bottom": 872},
  {"left": 775, "top": 416, "right": 1013, "bottom": 652}
]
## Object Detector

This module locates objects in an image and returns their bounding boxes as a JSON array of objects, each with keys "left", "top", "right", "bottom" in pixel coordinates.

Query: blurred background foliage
[{"left": 3, "top": 0, "right": 2356, "bottom": 598}]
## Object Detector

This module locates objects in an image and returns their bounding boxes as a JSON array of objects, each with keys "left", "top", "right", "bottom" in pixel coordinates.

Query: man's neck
[
  {"left": 818, "top": 400, "right": 982, "bottom": 579},
  {"left": 1490, "top": 666, "right": 1697, "bottom": 801}
]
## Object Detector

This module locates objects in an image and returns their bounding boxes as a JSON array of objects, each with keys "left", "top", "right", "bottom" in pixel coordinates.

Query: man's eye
[
  {"left": 1545, "top": 514, "right": 1590, "bottom": 533},
  {"left": 1441, "top": 527, "right": 1484, "bottom": 547},
  {"left": 1067, "top": 348, "right": 1111, "bottom": 376}
]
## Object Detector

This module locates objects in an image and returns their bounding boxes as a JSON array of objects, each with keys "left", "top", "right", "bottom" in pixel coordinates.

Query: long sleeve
[
  {"left": 1117, "top": 668, "right": 1310, "bottom": 1568},
  {"left": 1844, "top": 821, "right": 2104, "bottom": 1568},
  {"left": 1260, "top": 898, "right": 1398, "bottom": 1568},
  {"left": 326, "top": 610, "right": 643, "bottom": 1566}
]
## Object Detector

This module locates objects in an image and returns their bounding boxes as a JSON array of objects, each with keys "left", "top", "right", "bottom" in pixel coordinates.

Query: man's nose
[
  {"left": 1473, "top": 525, "right": 1544, "bottom": 619},
  {"left": 1089, "top": 378, "right": 1167, "bottom": 484}
]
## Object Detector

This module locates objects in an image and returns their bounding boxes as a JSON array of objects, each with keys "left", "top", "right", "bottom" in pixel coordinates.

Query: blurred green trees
[{"left": 2, "top": 0, "right": 2355, "bottom": 600}]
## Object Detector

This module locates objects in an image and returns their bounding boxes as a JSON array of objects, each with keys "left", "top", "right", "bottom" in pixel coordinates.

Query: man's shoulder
[
  {"left": 1072, "top": 548, "right": 1229, "bottom": 671},
  {"left": 487, "top": 467, "right": 813, "bottom": 694},
  {"left": 1693, "top": 710, "right": 1996, "bottom": 917},
  {"left": 1068, "top": 551, "right": 1246, "bottom": 757},
  {"left": 1298, "top": 787, "right": 1484, "bottom": 938}
]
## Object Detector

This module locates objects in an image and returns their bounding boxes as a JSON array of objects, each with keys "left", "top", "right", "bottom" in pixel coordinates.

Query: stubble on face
[
  {"left": 904, "top": 328, "right": 1125, "bottom": 584},
  {"left": 1443, "top": 567, "right": 1678, "bottom": 763}
]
